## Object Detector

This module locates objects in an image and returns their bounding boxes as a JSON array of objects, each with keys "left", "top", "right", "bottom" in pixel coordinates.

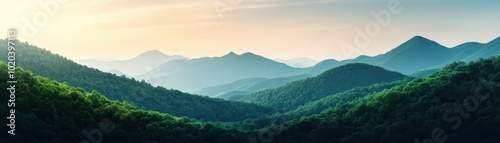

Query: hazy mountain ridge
[
  {"left": 77, "top": 50, "right": 187, "bottom": 76},
  {"left": 194, "top": 74, "right": 313, "bottom": 99},
  {"left": 310, "top": 36, "right": 500, "bottom": 75},
  {"left": 275, "top": 57, "right": 319, "bottom": 68},
  {"left": 138, "top": 52, "right": 306, "bottom": 91}
]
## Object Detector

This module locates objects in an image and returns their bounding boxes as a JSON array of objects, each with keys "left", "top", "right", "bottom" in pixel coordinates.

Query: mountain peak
[
  {"left": 139, "top": 50, "right": 166, "bottom": 57},
  {"left": 241, "top": 52, "right": 258, "bottom": 56},
  {"left": 407, "top": 35, "right": 433, "bottom": 43},
  {"left": 223, "top": 51, "right": 238, "bottom": 57},
  {"left": 392, "top": 35, "right": 446, "bottom": 52}
]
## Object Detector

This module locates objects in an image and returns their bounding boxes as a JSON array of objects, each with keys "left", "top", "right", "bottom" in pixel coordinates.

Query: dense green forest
[
  {"left": 241, "top": 63, "right": 408, "bottom": 112},
  {"left": 0, "top": 62, "right": 253, "bottom": 143},
  {"left": 3, "top": 56, "right": 498, "bottom": 143},
  {"left": 2, "top": 40, "right": 499, "bottom": 143},
  {"left": 223, "top": 80, "right": 409, "bottom": 130},
  {"left": 0, "top": 40, "right": 275, "bottom": 122},
  {"left": 268, "top": 57, "right": 500, "bottom": 143}
]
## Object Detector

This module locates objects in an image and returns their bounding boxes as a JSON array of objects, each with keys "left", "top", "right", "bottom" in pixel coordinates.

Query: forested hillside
[
  {"left": 271, "top": 56, "right": 500, "bottom": 143},
  {"left": 225, "top": 80, "right": 409, "bottom": 130},
  {"left": 0, "top": 40, "right": 275, "bottom": 122},
  {"left": 0, "top": 62, "right": 249, "bottom": 143},
  {"left": 241, "top": 63, "right": 408, "bottom": 112}
]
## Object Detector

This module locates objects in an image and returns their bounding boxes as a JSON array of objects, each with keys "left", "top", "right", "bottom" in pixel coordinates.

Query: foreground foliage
[{"left": 0, "top": 62, "right": 249, "bottom": 143}]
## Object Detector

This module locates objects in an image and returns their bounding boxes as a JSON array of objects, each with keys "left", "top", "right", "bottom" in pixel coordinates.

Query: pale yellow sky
[{"left": 1, "top": 0, "right": 499, "bottom": 61}]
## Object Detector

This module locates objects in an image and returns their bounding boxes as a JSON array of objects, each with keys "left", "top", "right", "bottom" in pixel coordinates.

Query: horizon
[
  {"left": 1, "top": 0, "right": 500, "bottom": 61},
  {"left": 58, "top": 35, "right": 500, "bottom": 62}
]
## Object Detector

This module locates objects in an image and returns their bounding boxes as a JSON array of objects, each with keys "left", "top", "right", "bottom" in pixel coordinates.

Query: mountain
[
  {"left": 275, "top": 57, "right": 319, "bottom": 68},
  {"left": 0, "top": 62, "right": 247, "bottom": 142},
  {"left": 463, "top": 37, "right": 500, "bottom": 61},
  {"left": 270, "top": 56, "right": 500, "bottom": 143},
  {"left": 76, "top": 50, "right": 186, "bottom": 76},
  {"left": 241, "top": 63, "right": 408, "bottom": 112},
  {"left": 194, "top": 74, "right": 313, "bottom": 98},
  {"left": 367, "top": 36, "right": 451, "bottom": 74},
  {"left": 137, "top": 52, "right": 305, "bottom": 91},
  {"left": 0, "top": 40, "right": 275, "bottom": 122},
  {"left": 309, "top": 36, "right": 500, "bottom": 75}
]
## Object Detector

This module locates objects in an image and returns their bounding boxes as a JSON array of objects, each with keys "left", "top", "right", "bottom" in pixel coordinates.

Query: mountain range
[
  {"left": 275, "top": 57, "right": 319, "bottom": 68},
  {"left": 194, "top": 74, "right": 313, "bottom": 98},
  {"left": 1, "top": 37, "right": 500, "bottom": 143},
  {"left": 136, "top": 52, "right": 305, "bottom": 91},
  {"left": 311, "top": 36, "right": 500, "bottom": 75},
  {"left": 76, "top": 50, "right": 186, "bottom": 76},
  {"left": 125, "top": 36, "right": 500, "bottom": 97}
]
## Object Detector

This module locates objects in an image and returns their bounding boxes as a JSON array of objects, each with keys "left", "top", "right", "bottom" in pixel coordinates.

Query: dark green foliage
[
  {"left": 224, "top": 80, "right": 408, "bottom": 130},
  {"left": 271, "top": 56, "right": 500, "bottom": 143},
  {"left": 287, "top": 80, "right": 409, "bottom": 118},
  {"left": 0, "top": 40, "right": 274, "bottom": 122},
  {"left": 241, "top": 63, "right": 408, "bottom": 112},
  {"left": 0, "top": 62, "right": 250, "bottom": 143}
]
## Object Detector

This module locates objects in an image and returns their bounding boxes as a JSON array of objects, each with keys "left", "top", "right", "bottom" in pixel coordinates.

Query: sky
[{"left": 1, "top": 0, "right": 499, "bottom": 61}]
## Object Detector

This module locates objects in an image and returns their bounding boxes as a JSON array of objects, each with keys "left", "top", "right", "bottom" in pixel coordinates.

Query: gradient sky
[{"left": 1, "top": 0, "right": 499, "bottom": 61}]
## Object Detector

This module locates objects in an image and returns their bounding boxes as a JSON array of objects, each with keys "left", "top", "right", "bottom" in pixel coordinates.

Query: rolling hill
[
  {"left": 0, "top": 62, "right": 248, "bottom": 142},
  {"left": 271, "top": 56, "right": 500, "bottom": 143},
  {"left": 241, "top": 63, "right": 408, "bottom": 112}
]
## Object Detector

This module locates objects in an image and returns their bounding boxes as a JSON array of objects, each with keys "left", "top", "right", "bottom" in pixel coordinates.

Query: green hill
[
  {"left": 271, "top": 56, "right": 500, "bottom": 143},
  {"left": 224, "top": 80, "right": 409, "bottom": 130},
  {"left": 0, "top": 62, "right": 248, "bottom": 143},
  {"left": 0, "top": 40, "right": 274, "bottom": 122},
  {"left": 241, "top": 63, "right": 408, "bottom": 112}
]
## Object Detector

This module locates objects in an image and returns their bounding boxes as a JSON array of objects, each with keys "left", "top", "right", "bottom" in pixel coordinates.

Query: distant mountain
[
  {"left": 275, "top": 57, "right": 319, "bottom": 68},
  {"left": 194, "top": 74, "right": 313, "bottom": 98},
  {"left": 310, "top": 36, "right": 451, "bottom": 75},
  {"left": 463, "top": 37, "right": 500, "bottom": 61},
  {"left": 241, "top": 63, "right": 408, "bottom": 112},
  {"left": 367, "top": 36, "right": 451, "bottom": 74},
  {"left": 77, "top": 50, "right": 186, "bottom": 76},
  {"left": 137, "top": 52, "right": 305, "bottom": 91},
  {"left": 0, "top": 40, "right": 275, "bottom": 122},
  {"left": 309, "top": 36, "right": 500, "bottom": 75}
]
